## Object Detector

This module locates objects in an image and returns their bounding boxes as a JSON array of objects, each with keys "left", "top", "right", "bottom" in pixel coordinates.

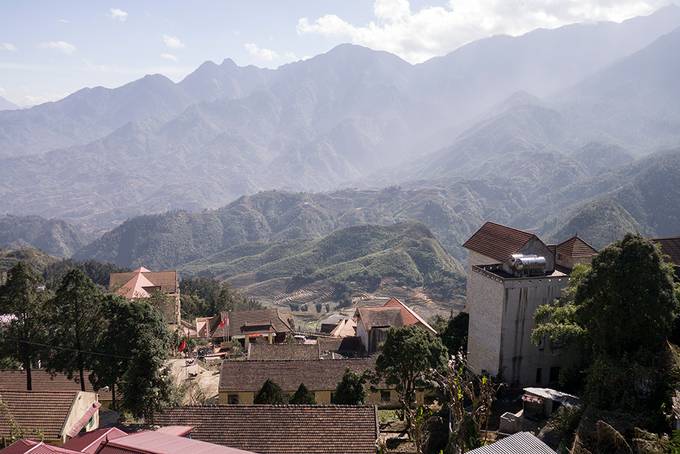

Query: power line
[{"left": 5, "top": 337, "right": 133, "bottom": 360}]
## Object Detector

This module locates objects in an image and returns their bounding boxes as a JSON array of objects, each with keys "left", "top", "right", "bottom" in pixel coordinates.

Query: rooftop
[
  {"left": 653, "top": 237, "right": 680, "bottom": 267},
  {"left": 109, "top": 268, "right": 178, "bottom": 298},
  {"left": 62, "top": 427, "right": 128, "bottom": 453},
  {"left": 466, "top": 432, "right": 555, "bottom": 454},
  {"left": 0, "top": 439, "right": 82, "bottom": 454},
  {"left": 213, "top": 309, "right": 293, "bottom": 338},
  {"left": 355, "top": 297, "right": 436, "bottom": 334},
  {"left": 219, "top": 358, "right": 375, "bottom": 392},
  {"left": 153, "top": 405, "right": 379, "bottom": 454},
  {"left": 463, "top": 221, "right": 539, "bottom": 262},
  {"left": 96, "top": 430, "right": 256, "bottom": 454},
  {"left": 247, "top": 343, "right": 320, "bottom": 361},
  {"left": 0, "top": 369, "right": 112, "bottom": 400}
]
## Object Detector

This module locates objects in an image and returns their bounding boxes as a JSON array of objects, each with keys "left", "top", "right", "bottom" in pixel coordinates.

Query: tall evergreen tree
[
  {"left": 290, "top": 383, "right": 316, "bottom": 404},
  {"left": 0, "top": 262, "right": 50, "bottom": 390},
  {"left": 254, "top": 379, "right": 286, "bottom": 404},
  {"left": 119, "top": 300, "right": 172, "bottom": 420},
  {"left": 46, "top": 269, "right": 105, "bottom": 390}
]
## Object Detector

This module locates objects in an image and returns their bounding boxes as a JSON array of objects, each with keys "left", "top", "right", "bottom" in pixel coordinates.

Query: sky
[{"left": 0, "top": 0, "right": 675, "bottom": 106}]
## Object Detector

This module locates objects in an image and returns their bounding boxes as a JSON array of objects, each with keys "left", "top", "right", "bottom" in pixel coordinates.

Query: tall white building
[{"left": 463, "top": 222, "right": 596, "bottom": 387}]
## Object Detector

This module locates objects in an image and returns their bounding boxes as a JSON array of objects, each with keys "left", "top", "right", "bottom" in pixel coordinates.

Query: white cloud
[
  {"left": 163, "top": 34, "right": 185, "bottom": 49},
  {"left": 58, "top": 18, "right": 69, "bottom": 23},
  {"left": 0, "top": 87, "right": 5, "bottom": 95},
  {"left": 0, "top": 43, "right": 17, "bottom": 52},
  {"left": 109, "top": 8, "right": 128, "bottom": 22},
  {"left": 39, "top": 41, "right": 76, "bottom": 54},
  {"left": 160, "top": 53, "right": 178, "bottom": 62},
  {"left": 244, "top": 42, "right": 278, "bottom": 61},
  {"left": 297, "top": 0, "right": 670, "bottom": 63}
]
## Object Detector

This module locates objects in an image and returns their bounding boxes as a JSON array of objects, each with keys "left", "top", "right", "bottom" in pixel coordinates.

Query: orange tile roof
[
  {"left": 555, "top": 236, "right": 597, "bottom": 258},
  {"left": 108, "top": 269, "right": 178, "bottom": 297},
  {"left": 463, "top": 221, "right": 539, "bottom": 262}
]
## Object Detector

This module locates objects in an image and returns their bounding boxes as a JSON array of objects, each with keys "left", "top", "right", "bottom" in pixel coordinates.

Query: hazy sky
[{"left": 0, "top": 0, "right": 675, "bottom": 106}]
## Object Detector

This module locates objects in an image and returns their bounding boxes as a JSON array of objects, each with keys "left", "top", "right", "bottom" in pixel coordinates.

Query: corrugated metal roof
[{"left": 466, "top": 432, "right": 555, "bottom": 454}]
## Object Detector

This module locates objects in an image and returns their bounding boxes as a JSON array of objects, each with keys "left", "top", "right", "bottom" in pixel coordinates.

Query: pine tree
[
  {"left": 254, "top": 379, "right": 286, "bottom": 404},
  {"left": 0, "top": 262, "right": 50, "bottom": 390},
  {"left": 290, "top": 383, "right": 316, "bottom": 404}
]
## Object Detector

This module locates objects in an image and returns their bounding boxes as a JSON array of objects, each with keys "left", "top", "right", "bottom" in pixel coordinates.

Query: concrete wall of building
[
  {"left": 467, "top": 268, "right": 506, "bottom": 377},
  {"left": 219, "top": 391, "right": 255, "bottom": 405},
  {"left": 62, "top": 392, "right": 99, "bottom": 442},
  {"left": 498, "top": 275, "right": 570, "bottom": 386}
]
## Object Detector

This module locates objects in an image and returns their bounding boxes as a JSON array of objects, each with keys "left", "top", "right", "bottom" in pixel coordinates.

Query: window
[
  {"left": 380, "top": 390, "right": 391, "bottom": 403},
  {"left": 535, "top": 368, "right": 543, "bottom": 384},
  {"left": 227, "top": 394, "right": 240, "bottom": 404},
  {"left": 550, "top": 367, "right": 561, "bottom": 384}
]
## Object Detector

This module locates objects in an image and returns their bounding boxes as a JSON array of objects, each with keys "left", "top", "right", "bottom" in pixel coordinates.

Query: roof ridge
[{"left": 483, "top": 220, "right": 538, "bottom": 237}]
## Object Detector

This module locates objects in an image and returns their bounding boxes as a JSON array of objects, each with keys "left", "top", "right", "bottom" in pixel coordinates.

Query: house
[
  {"left": 466, "top": 431, "right": 555, "bottom": 454},
  {"left": 92, "top": 429, "right": 256, "bottom": 454},
  {"left": 463, "top": 222, "right": 597, "bottom": 387},
  {"left": 0, "top": 369, "right": 113, "bottom": 407},
  {"left": 62, "top": 427, "right": 127, "bottom": 453},
  {"left": 218, "top": 358, "right": 407, "bottom": 407},
  {"left": 0, "top": 391, "right": 99, "bottom": 444},
  {"left": 154, "top": 405, "right": 380, "bottom": 454},
  {"left": 653, "top": 236, "right": 680, "bottom": 278},
  {"left": 108, "top": 267, "right": 181, "bottom": 327},
  {"left": 0, "top": 439, "right": 82, "bottom": 453},
  {"left": 354, "top": 297, "right": 436, "bottom": 353},
  {"left": 247, "top": 343, "right": 320, "bottom": 361},
  {"left": 210, "top": 309, "right": 294, "bottom": 346}
]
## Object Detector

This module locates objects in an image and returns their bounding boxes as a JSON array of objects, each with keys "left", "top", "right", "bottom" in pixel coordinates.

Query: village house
[
  {"left": 354, "top": 297, "right": 436, "bottom": 353},
  {"left": 0, "top": 390, "right": 99, "bottom": 445},
  {"left": 153, "top": 405, "right": 380, "bottom": 454},
  {"left": 108, "top": 267, "right": 181, "bottom": 328},
  {"left": 208, "top": 309, "right": 294, "bottom": 346},
  {"left": 466, "top": 431, "right": 556, "bottom": 454},
  {"left": 463, "top": 222, "right": 597, "bottom": 387},
  {"left": 218, "top": 358, "right": 409, "bottom": 407},
  {"left": 0, "top": 369, "right": 113, "bottom": 408},
  {"left": 654, "top": 236, "right": 680, "bottom": 278}
]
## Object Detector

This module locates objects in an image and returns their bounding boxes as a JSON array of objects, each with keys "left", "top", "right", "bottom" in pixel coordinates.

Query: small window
[
  {"left": 535, "top": 368, "right": 542, "bottom": 384},
  {"left": 550, "top": 367, "right": 561, "bottom": 384},
  {"left": 380, "top": 390, "right": 391, "bottom": 403},
  {"left": 227, "top": 394, "right": 240, "bottom": 404}
]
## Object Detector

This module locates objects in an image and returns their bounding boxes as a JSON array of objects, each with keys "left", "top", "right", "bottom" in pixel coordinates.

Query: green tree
[
  {"left": 333, "top": 369, "right": 367, "bottom": 405},
  {"left": 532, "top": 234, "right": 678, "bottom": 413},
  {"left": 119, "top": 300, "right": 173, "bottom": 420},
  {"left": 290, "top": 383, "right": 316, "bottom": 404},
  {"left": 376, "top": 326, "right": 447, "bottom": 429},
  {"left": 46, "top": 269, "right": 105, "bottom": 390},
  {"left": 89, "top": 295, "right": 137, "bottom": 410},
  {"left": 439, "top": 312, "right": 469, "bottom": 356},
  {"left": 0, "top": 262, "right": 50, "bottom": 390},
  {"left": 254, "top": 379, "right": 286, "bottom": 404}
]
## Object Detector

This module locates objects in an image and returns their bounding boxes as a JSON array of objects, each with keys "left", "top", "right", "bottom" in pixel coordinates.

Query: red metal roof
[
  {"left": 463, "top": 221, "right": 539, "bottom": 262},
  {"left": 62, "top": 427, "right": 127, "bottom": 453},
  {"left": 97, "top": 431, "right": 257, "bottom": 454},
  {"left": 0, "top": 440, "right": 81, "bottom": 454}
]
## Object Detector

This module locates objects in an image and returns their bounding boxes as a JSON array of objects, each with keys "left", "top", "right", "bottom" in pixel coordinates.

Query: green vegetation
[
  {"left": 179, "top": 276, "right": 262, "bottom": 318},
  {"left": 434, "top": 312, "right": 469, "bottom": 356},
  {"left": 290, "top": 383, "right": 316, "bottom": 405},
  {"left": 376, "top": 326, "right": 447, "bottom": 430},
  {"left": 333, "top": 369, "right": 367, "bottom": 405},
  {"left": 254, "top": 379, "right": 286, "bottom": 404},
  {"left": 532, "top": 234, "right": 680, "bottom": 449},
  {"left": 0, "top": 215, "right": 88, "bottom": 257},
  {"left": 182, "top": 222, "right": 464, "bottom": 303}
]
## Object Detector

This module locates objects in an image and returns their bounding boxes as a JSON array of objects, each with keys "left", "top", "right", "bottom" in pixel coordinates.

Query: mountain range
[
  {"left": 0, "top": 97, "right": 18, "bottom": 111},
  {"left": 1, "top": 6, "right": 680, "bottom": 233}
]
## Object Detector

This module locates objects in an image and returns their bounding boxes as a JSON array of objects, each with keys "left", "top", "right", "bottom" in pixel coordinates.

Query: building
[
  {"left": 218, "top": 358, "right": 406, "bottom": 407},
  {"left": 466, "top": 431, "right": 556, "bottom": 454},
  {"left": 0, "top": 439, "right": 82, "bottom": 453},
  {"left": 0, "top": 370, "right": 113, "bottom": 407},
  {"left": 354, "top": 298, "right": 436, "bottom": 353},
  {"left": 463, "top": 222, "right": 597, "bottom": 387},
  {"left": 154, "top": 405, "right": 380, "bottom": 454},
  {"left": 653, "top": 236, "right": 680, "bottom": 278},
  {"left": 108, "top": 267, "right": 181, "bottom": 327},
  {"left": 210, "top": 309, "right": 294, "bottom": 346},
  {"left": 247, "top": 343, "right": 320, "bottom": 361},
  {"left": 62, "top": 428, "right": 127, "bottom": 453},
  {"left": 0, "top": 391, "right": 99, "bottom": 444},
  {"left": 93, "top": 429, "right": 256, "bottom": 454}
]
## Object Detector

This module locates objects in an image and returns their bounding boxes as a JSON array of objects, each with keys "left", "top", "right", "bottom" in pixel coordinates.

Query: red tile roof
[
  {"left": 463, "top": 221, "right": 538, "bottom": 262},
  {"left": 247, "top": 343, "right": 320, "bottom": 361},
  {"left": 153, "top": 405, "right": 379, "bottom": 454},
  {"left": 62, "top": 427, "right": 127, "bottom": 453},
  {"left": 212, "top": 309, "right": 293, "bottom": 338},
  {"left": 555, "top": 236, "right": 597, "bottom": 259},
  {"left": 0, "top": 391, "right": 80, "bottom": 441},
  {"left": 356, "top": 298, "right": 436, "bottom": 334},
  {"left": 219, "top": 358, "right": 375, "bottom": 392},
  {"left": 109, "top": 269, "right": 178, "bottom": 297},
  {"left": 0, "top": 370, "right": 112, "bottom": 401},
  {"left": 654, "top": 237, "right": 680, "bottom": 267},
  {"left": 97, "top": 430, "right": 256, "bottom": 454}
]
